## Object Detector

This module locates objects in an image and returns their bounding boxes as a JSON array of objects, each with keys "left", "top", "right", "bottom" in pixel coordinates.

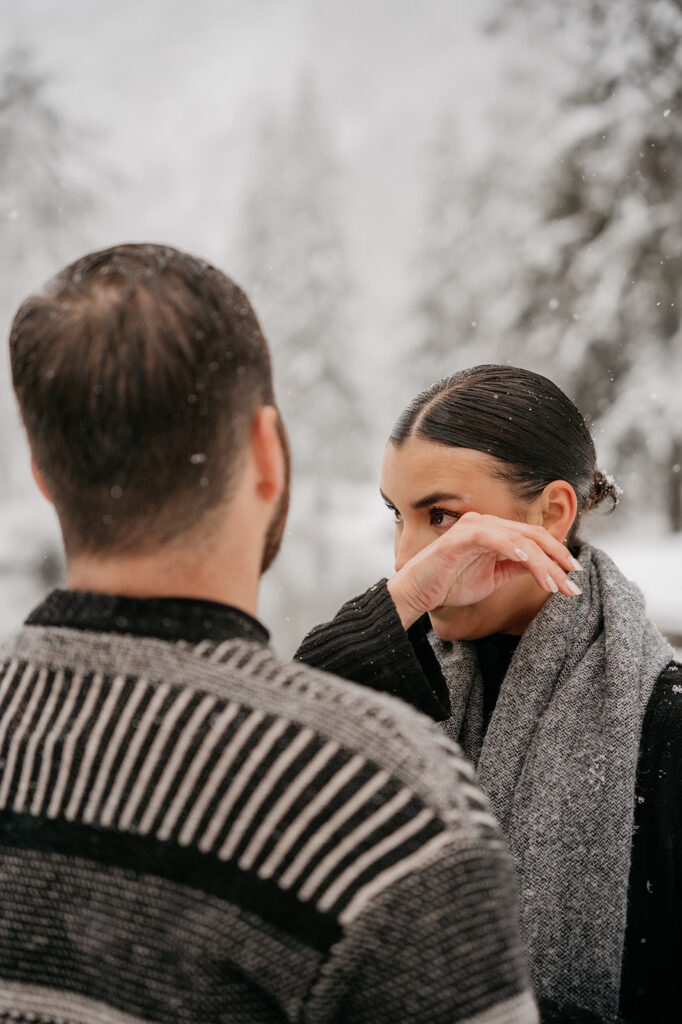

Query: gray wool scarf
[{"left": 431, "top": 543, "right": 674, "bottom": 1019}]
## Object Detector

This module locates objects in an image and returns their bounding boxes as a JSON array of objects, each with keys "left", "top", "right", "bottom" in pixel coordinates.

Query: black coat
[{"left": 295, "top": 580, "right": 682, "bottom": 1024}]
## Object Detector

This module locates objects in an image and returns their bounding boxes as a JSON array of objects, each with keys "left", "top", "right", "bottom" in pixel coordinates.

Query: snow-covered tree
[
  {"left": 408, "top": 113, "right": 504, "bottom": 390},
  {"left": 411, "top": 2, "right": 682, "bottom": 528},
  {"left": 0, "top": 47, "right": 94, "bottom": 490},
  {"left": 239, "top": 81, "right": 365, "bottom": 482},
  {"left": 493, "top": 0, "right": 682, "bottom": 528},
  {"left": 0, "top": 47, "right": 93, "bottom": 303}
]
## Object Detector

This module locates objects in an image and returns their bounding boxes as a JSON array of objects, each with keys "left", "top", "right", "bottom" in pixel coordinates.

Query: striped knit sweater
[{"left": 0, "top": 589, "right": 537, "bottom": 1024}]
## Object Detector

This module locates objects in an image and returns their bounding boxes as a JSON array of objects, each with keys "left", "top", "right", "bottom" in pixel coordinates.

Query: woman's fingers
[
  {"left": 503, "top": 534, "right": 582, "bottom": 597},
  {"left": 493, "top": 519, "right": 582, "bottom": 575},
  {"left": 439, "top": 514, "right": 582, "bottom": 598}
]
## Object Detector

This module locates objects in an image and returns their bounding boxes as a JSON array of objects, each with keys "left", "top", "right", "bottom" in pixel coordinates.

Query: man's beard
[{"left": 260, "top": 413, "right": 291, "bottom": 574}]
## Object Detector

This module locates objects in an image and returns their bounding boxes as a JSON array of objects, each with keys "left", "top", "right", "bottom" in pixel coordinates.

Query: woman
[{"left": 296, "top": 365, "right": 680, "bottom": 1024}]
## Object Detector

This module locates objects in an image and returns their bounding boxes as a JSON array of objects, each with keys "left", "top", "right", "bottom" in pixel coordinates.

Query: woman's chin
[{"left": 428, "top": 601, "right": 531, "bottom": 641}]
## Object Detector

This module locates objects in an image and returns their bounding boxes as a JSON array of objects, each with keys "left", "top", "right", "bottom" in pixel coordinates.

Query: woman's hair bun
[{"left": 584, "top": 468, "right": 621, "bottom": 513}]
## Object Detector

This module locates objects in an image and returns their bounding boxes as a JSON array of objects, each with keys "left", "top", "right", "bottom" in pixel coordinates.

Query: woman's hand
[{"left": 386, "top": 512, "right": 583, "bottom": 630}]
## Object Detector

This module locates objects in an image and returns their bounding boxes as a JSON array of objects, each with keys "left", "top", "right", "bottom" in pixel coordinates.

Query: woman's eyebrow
[
  {"left": 380, "top": 488, "right": 468, "bottom": 509},
  {"left": 412, "top": 491, "right": 467, "bottom": 509}
]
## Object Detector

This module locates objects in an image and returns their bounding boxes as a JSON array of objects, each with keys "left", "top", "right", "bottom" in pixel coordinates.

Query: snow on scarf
[{"left": 431, "top": 542, "right": 674, "bottom": 1018}]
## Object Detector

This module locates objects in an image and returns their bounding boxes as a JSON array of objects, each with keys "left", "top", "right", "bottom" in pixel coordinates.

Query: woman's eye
[
  {"left": 385, "top": 503, "right": 402, "bottom": 524},
  {"left": 429, "top": 508, "right": 460, "bottom": 528}
]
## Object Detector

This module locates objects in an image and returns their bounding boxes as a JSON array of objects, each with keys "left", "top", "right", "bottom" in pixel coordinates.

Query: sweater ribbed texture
[
  {"left": 0, "top": 591, "right": 537, "bottom": 1024},
  {"left": 296, "top": 580, "right": 449, "bottom": 719}
]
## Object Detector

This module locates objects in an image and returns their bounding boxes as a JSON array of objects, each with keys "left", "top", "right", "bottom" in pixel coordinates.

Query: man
[{"left": 2, "top": 243, "right": 537, "bottom": 1023}]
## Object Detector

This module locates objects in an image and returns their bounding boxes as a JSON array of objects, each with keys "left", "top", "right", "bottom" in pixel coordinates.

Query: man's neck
[{"left": 66, "top": 548, "right": 260, "bottom": 620}]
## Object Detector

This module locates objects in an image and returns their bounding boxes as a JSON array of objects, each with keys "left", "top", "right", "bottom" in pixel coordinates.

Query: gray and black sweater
[
  {"left": 296, "top": 581, "right": 682, "bottom": 1024},
  {"left": 0, "top": 589, "right": 537, "bottom": 1024}
]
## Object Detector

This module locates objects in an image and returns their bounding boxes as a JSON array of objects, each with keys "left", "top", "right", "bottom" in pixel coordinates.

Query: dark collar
[{"left": 26, "top": 589, "right": 269, "bottom": 647}]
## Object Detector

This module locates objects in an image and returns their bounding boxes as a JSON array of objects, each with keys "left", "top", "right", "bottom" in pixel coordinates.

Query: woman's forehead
[{"left": 380, "top": 438, "right": 503, "bottom": 497}]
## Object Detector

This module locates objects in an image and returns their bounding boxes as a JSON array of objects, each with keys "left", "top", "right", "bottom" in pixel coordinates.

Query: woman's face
[{"left": 380, "top": 436, "right": 550, "bottom": 640}]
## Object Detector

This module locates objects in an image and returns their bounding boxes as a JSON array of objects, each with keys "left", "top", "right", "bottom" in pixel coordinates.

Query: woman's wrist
[{"left": 386, "top": 575, "right": 423, "bottom": 631}]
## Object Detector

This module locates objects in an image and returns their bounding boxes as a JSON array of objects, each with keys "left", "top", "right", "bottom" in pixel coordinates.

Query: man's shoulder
[{"left": 1, "top": 619, "right": 497, "bottom": 842}]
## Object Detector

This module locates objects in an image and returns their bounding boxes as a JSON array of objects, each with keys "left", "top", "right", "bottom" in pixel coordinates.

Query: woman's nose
[{"left": 394, "top": 526, "right": 424, "bottom": 573}]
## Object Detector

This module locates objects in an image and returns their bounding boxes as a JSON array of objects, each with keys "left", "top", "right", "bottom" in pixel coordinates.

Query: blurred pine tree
[
  {"left": 0, "top": 46, "right": 95, "bottom": 493},
  {"left": 239, "top": 80, "right": 366, "bottom": 483},
  {"left": 413, "top": 1, "right": 682, "bottom": 529}
]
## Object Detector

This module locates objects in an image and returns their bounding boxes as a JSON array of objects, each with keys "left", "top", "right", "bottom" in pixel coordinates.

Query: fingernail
[
  {"left": 545, "top": 574, "right": 559, "bottom": 594},
  {"left": 514, "top": 547, "right": 529, "bottom": 562},
  {"left": 565, "top": 579, "right": 582, "bottom": 596},
  {"left": 570, "top": 558, "right": 582, "bottom": 572}
]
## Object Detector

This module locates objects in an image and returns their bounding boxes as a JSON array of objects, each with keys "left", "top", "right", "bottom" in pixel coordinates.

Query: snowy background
[{"left": 0, "top": 0, "right": 680, "bottom": 654}]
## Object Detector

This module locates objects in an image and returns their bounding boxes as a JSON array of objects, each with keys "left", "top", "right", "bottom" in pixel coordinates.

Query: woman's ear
[
  {"left": 250, "top": 406, "right": 285, "bottom": 505},
  {"left": 540, "top": 480, "right": 578, "bottom": 541},
  {"left": 31, "top": 459, "right": 53, "bottom": 505}
]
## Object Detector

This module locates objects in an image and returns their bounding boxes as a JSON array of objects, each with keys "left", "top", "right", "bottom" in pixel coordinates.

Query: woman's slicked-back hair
[
  {"left": 10, "top": 243, "right": 275, "bottom": 557},
  {"left": 391, "top": 365, "right": 618, "bottom": 546}
]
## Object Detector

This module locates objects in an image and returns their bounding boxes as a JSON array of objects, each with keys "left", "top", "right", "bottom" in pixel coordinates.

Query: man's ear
[
  {"left": 31, "top": 459, "right": 53, "bottom": 505},
  {"left": 540, "top": 480, "right": 578, "bottom": 541},
  {"left": 250, "top": 406, "right": 285, "bottom": 505}
]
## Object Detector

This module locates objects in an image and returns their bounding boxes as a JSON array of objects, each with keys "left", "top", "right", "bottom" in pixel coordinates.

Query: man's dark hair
[{"left": 10, "top": 243, "right": 275, "bottom": 557}]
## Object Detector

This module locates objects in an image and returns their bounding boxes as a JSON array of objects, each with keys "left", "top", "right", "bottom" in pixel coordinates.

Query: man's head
[{"left": 10, "top": 243, "right": 289, "bottom": 577}]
